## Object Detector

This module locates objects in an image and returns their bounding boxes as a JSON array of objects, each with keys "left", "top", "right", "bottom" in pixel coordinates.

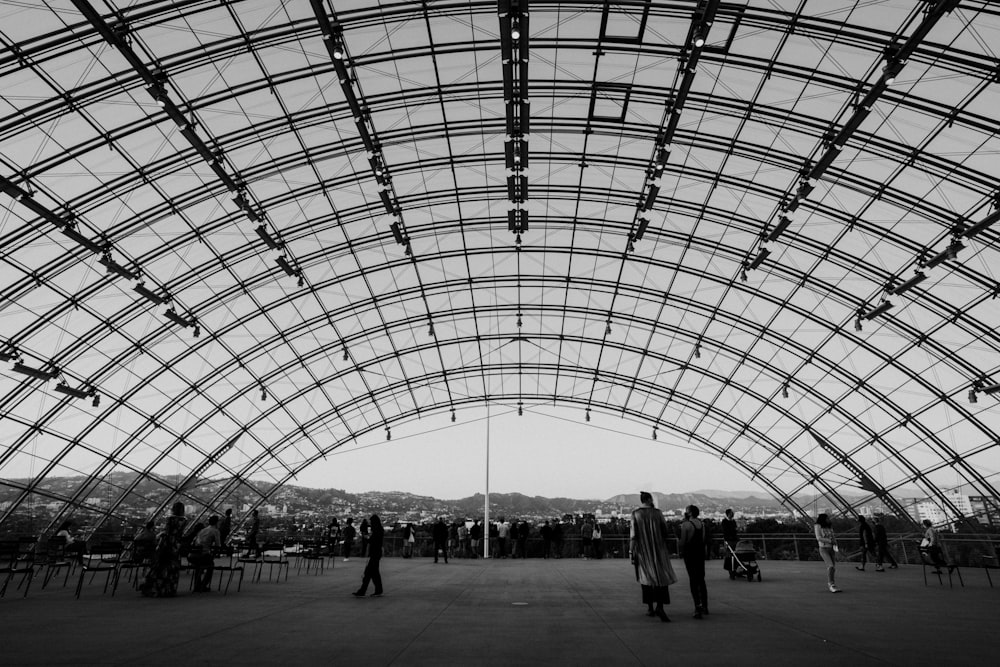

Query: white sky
[{"left": 291, "top": 403, "right": 765, "bottom": 500}]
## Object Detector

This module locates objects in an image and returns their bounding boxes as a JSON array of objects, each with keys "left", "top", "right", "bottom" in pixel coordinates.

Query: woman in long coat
[
  {"left": 630, "top": 491, "right": 677, "bottom": 622},
  {"left": 140, "top": 502, "right": 187, "bottom": 597}
]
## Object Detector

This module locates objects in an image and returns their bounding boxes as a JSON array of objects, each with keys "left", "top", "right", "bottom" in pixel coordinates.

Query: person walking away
[
  {"left": 872, "top": 517, "right": 897, "bottom": 571},
  {"left": 631, "top": 491, "right": 677, "bottom": 622},
  {"left": 815, "top": 513, "right": 841, "bottom": 593},
  {"left": 353, "top": 514, "right": 384, "bottom": 597},
  {"left": 342, "top": 518, "right": 356, "bottom": 562},
  {"left": 359, "top": 518, "right": 370, "bottom": 558},
  {"left": 679, "top": 504, "right": 709, "bottom": 618},
  {"left": 432, "top": 517, "right": 449, "bottom": 563},
  {"left": 592, "top": 522, "right": 603, "bottom": 559},
  {"left": 190, "top": 515, "right": 221, "bottom": 592},
  {"left": 855, "top": 516, "right": 877, "bottom": 571}
]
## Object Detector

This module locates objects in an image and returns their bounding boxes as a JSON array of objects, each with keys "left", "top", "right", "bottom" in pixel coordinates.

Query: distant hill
[{"left": 601, "top": 491, "right": 780, "bottom": 512}]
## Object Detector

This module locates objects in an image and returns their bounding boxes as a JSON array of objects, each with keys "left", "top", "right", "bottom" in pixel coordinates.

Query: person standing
[
  {"left": 815, "top": 513, "right": 841, "bottom": 593},
  {"left": 353, "top": 514, "right": 384, "bottom": 598},
  {"left": 342, "top": 518, "right": 356, "bottom": 562},
  {"left": 721, "top": 509, "right": 738, "bottom": 550},
  {"left": 402, "top": 523, "right": 415, "bottom": 558},
  {"left": 580, "top": 517, "right": 595, "bottom": 559},
  {"left": 855, "top": 516, "right": 876, "bottom": 571},
  {"left": 244, "top": 509, "right": 260, "bottom": 557},
  {"left": 140, "top": 501, "right": 187, "bottom": 597},
  {"left": 540, "top": 520, "right": 553, "bottom": 559},
  {"left": 432, "top": 517, "right": 449, "bottom": 563},
  {"left": 218, "top": 509, "right": 233, "bottom": 554},
  {"left": 872, "top": 517, "right": 898, "bottom": 571},
  {"left": 190, "top": 515, "right": 222, "bottom": 593},
  {"left": 552, "top": 520, "right": 564, "bottom": 559},
  {"left": 496, "top": 517, "right": 510, "bottom": 558},
  {"left": 592, "top": 522, "right": 603, "bottom": 559},
  {"left": 630, "top": 491, "right": 677, "bottom": 622},
  {"left": 509, "top": 520, "right": 520, "bottom": 558},
  {"left": 457, "top": 521, "right": 470, "bottom": 558},
  {"left": 469, "top": 520, "right": 482, "bottom": 558},
  {"left": 517, "top": 520, "right": 530, "bottom": 559},
  {"left": 359, "top": 518, "right": 370, "bottom": 558},
  {"left": 678, "top": 504, "right": 709, "bottom": 618}
]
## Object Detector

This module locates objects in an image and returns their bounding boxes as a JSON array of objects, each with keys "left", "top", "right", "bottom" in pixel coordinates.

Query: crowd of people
[{"left": 48, "top": 494, "right": 959, "bottom": 616}]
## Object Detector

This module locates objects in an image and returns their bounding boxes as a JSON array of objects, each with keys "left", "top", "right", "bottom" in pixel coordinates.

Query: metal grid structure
[{"left": 1, "top": 0, "right": 999, "bottom": 534}]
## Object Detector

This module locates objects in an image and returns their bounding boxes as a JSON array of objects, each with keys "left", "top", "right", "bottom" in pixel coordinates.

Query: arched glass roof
[{"left": 1, "top": 0, "right": 999, "bottom": 534}]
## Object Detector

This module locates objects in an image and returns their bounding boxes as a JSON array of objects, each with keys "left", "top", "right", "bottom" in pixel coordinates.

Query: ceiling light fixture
[
  {"left": 862, "top": 299, "right": 894, "bottom": 320},
  {"left": 13, "top": 362, "right": 58, "bottom": 381},
  {"left": 890, "top": 271, "right": 927, "bottom": 296}
]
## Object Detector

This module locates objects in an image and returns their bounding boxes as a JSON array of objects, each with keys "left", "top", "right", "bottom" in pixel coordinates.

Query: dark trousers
[
  {"left": 434, "top": 540, "right": 448, "bottom": 563},
  {"left": 342, "top": 541, "right": 353, "bottom": 559},
  {"left": 876, "top": 542, "right": 897, "bottom": 567},
  {"left": 496, "top": 537, "right": 506, "bottom": 558},
  {"left": 360, "top": 536, "right": 369, "bottom": 557},
  {"left": 859, "top": 544, "right": 876, "bottom": 567},
  {"left": 358, "top": 555, "right": 382, "bottom": 595},
  {"left": 190, "top": 551, "right": 214, "bottom": 591},
  {"left": 684, "top": 556, "right": 708, "bottom": 611}
]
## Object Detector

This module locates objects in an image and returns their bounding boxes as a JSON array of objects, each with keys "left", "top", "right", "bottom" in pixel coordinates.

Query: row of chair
[{"left": 2, "top": 536, "right": 339, "bottom": 600}]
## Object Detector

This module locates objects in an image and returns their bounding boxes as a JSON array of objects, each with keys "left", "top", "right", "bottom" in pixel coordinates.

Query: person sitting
[
  {"left": 920, "top": 519, "right": 952, "bottom": 574},
  {"left": 189, "top": 515, "right": 222, "bottom": 593},
  {"left": 132, "top": 520, "right": 157, "bottom": 563},
  {"left": 55, "top": 519, "right": 87, "bottom": 564}
]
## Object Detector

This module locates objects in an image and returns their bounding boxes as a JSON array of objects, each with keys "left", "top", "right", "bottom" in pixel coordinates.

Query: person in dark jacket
[
  {"left": 342, "top": 517, "right": 356, "bottom": 562},
  {"left": 540, "top": 520, "right": 553, "bottom": 559},
  {"left": 359, "top": 518, "right": 370, "bottom": 558},
  {"left": 872, "top": 516, "right": 898, "bottom": 571},
  {"left": 353, "top": 514, "right": 384, "bottom": 597},
  {"left": 432, "top": 517, "right": 449, "bottom": 563},
  {"left": 855, "top": 516, "right": 876, "bottom": 571}
]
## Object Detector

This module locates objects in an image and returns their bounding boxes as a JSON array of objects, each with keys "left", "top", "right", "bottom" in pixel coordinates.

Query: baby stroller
[{"left": 724, "top": 539, "right": 761, "bottom": 582}]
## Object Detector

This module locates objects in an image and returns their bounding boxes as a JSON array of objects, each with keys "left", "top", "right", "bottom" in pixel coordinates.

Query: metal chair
[
  {"left": 210, "top": 549, "right": 244, "bottom": 594},
  {"left": 256, "top": 542, "right": 289, "bottom": 582},
  {"left": 918, "top": 545, "right": 963, "bottom": 587},
  {"left": 296, "top": 541, "right": 326, "bottom": 576},
  {"left": 0, "top": 539, "right": 36, "bottom": 598},
  {"left": 75, "top": 541, "right": 124, "bottom": 599},
  {"left": 35, "top": 536, "right": 75, "bottom": 589}
]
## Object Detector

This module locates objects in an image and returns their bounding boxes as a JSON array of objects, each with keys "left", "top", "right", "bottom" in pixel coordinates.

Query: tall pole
[{"left": 484, "top": 399, "right": 490, "bottom": 559}]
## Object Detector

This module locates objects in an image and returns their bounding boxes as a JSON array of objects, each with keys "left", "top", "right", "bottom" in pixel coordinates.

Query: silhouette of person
[
  {"left": 353, "top": 514, "right": 384, "bottom": 597},
  {"left": 679, "top": 504, "right": 708, "bottom": 618}
]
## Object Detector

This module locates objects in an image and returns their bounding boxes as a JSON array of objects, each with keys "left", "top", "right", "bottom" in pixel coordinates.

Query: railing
[{"left": 370, "top": 532, "right": 1000, "bottom": 566}]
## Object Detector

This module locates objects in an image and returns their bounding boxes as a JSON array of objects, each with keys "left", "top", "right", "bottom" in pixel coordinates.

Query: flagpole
[{"left": 484, "top": 398, "right": 490, "bottom": 559}]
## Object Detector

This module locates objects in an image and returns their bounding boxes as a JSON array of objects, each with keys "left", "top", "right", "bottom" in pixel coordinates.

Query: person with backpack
[{"left": 678, "top": 504, "right": 708, "bottom": 619}]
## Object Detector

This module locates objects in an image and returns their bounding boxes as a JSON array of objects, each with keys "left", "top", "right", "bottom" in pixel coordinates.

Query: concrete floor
[{"left": 1, "top": 555, "right": 994, "bottom": 666}]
